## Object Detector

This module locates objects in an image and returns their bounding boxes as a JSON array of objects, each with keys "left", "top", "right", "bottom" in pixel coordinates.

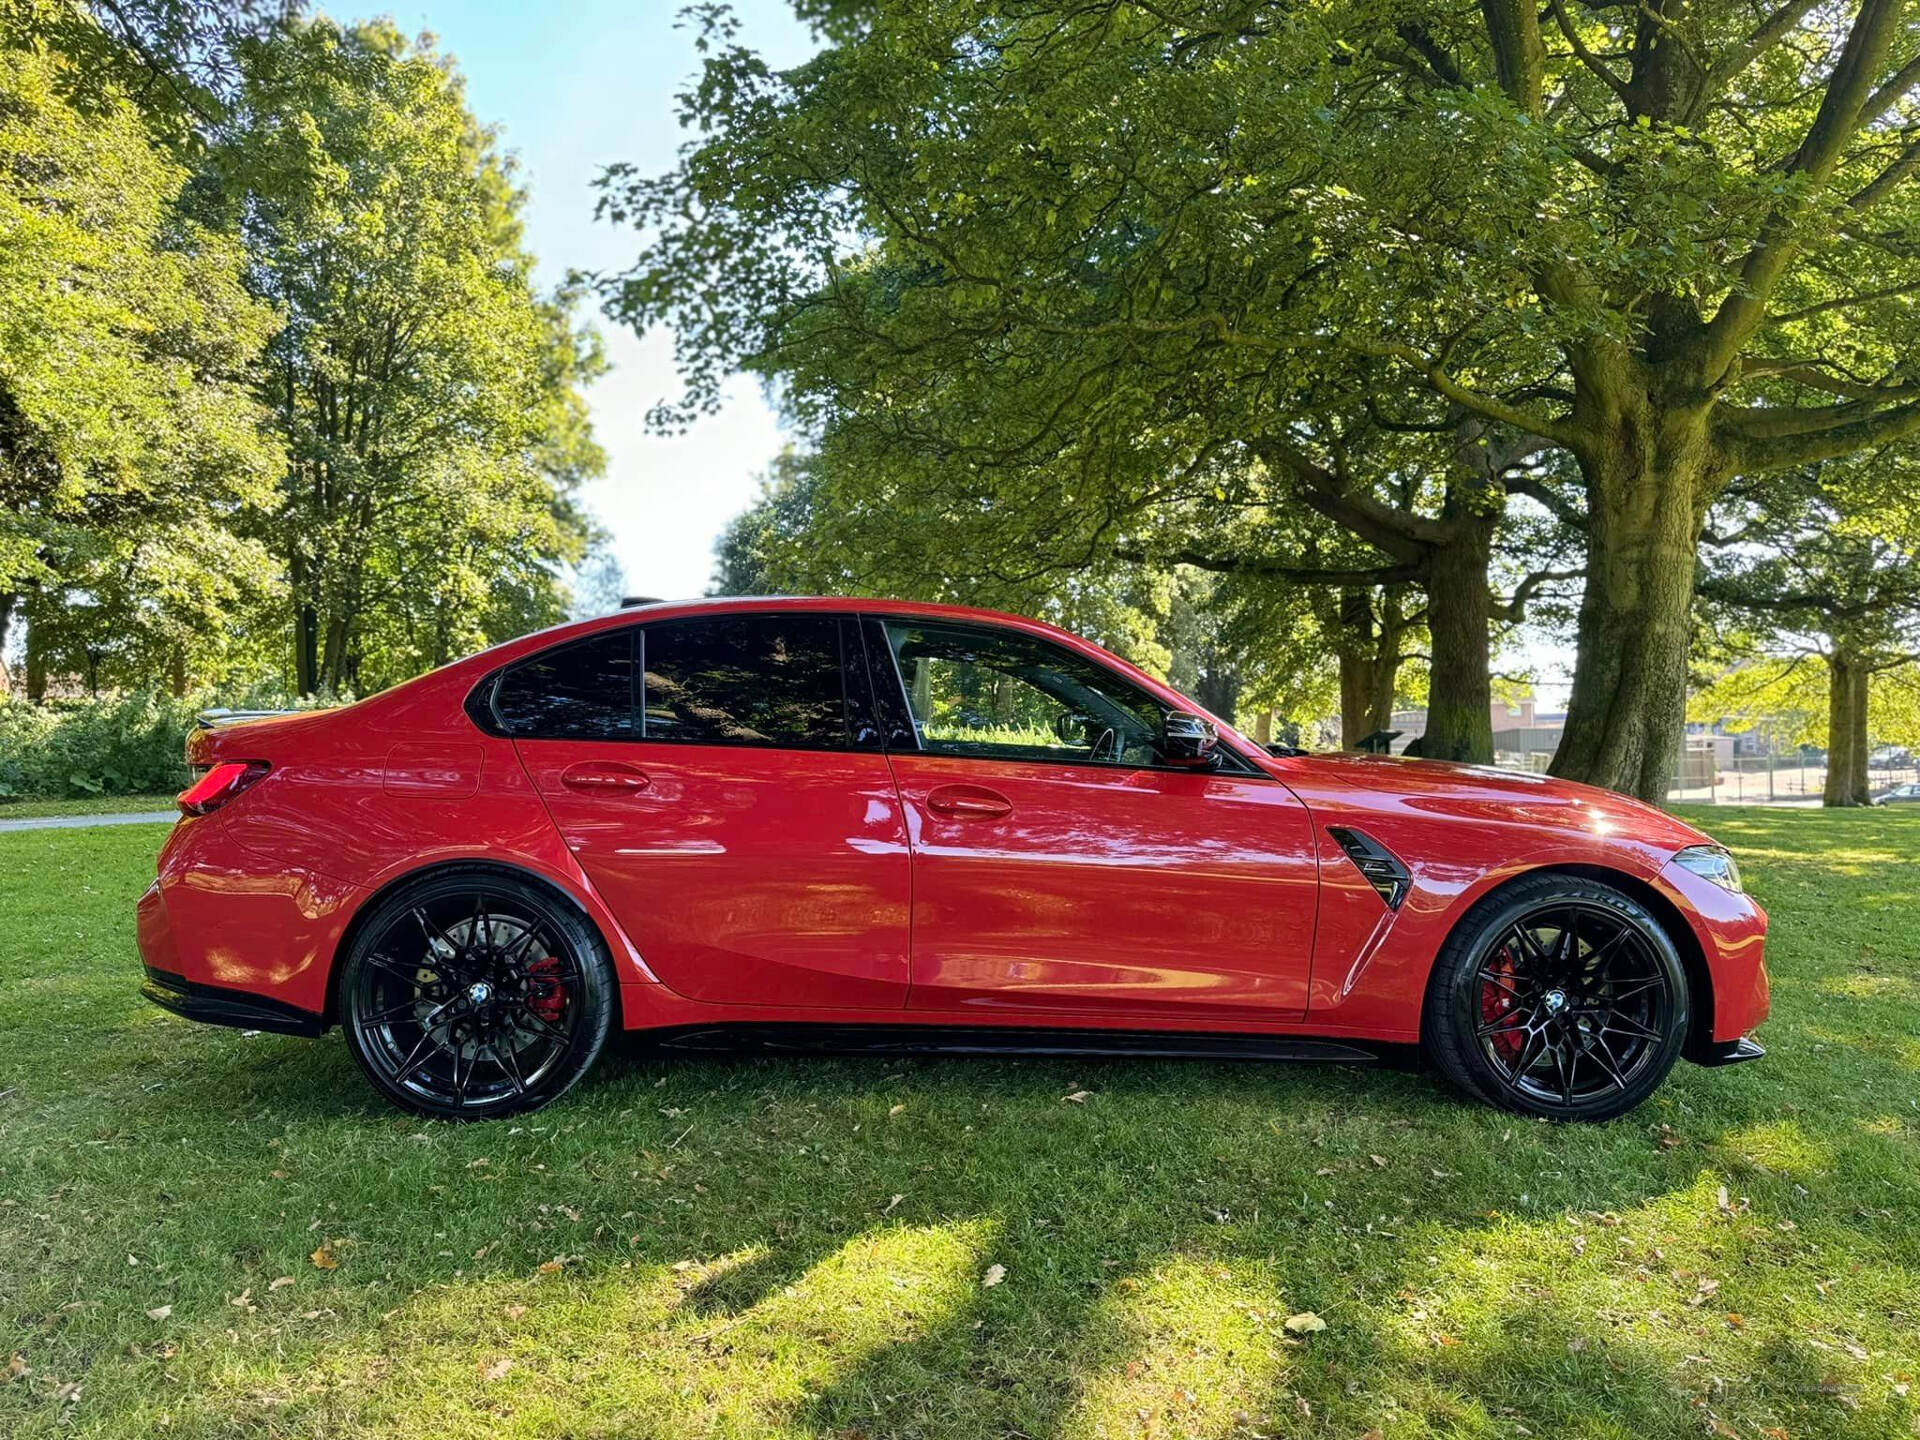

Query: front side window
[
  {"left": 492, "top": 630, "right": 637, "bottom": 740},
  {"left": 643, "top": 614, "right": 849, "bottom": 749},
  {"left": 878, "top": 619, "right": 1173, "bottom": 767}
]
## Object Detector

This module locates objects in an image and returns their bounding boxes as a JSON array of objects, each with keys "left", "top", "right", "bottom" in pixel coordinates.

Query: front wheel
[
  {"left": 1422, "top": 874, "right": 1690, "bottom": 1122},
  {"left": 339, "top": 870, "right": 615, "bottom": 1120}
]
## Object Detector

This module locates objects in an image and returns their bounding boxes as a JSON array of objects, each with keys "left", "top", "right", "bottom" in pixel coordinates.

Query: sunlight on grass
[
  {"left": 1062, "top": 1255, "right": 1293, "bottom": 1439},
  {"left": 1714, "top": 1118, "right": 1833, "bottom": 1179}
]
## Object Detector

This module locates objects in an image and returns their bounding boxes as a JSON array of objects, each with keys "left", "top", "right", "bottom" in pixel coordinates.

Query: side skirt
[{"left": 641, "top": 1023, "right": 1390, "bottom": 1065}]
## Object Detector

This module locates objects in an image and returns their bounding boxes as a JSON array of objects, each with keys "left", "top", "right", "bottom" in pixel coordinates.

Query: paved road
[{"left": 0, "top": 811, "right": 176, "bottom": 833}]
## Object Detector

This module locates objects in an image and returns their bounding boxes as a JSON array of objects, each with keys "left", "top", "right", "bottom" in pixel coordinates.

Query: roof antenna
[{"left": 619, "top": 596, "right": 665, "bottom": 609}]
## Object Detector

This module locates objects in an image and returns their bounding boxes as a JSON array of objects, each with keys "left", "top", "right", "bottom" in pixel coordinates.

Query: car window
[
  {"left": 492, "top": 630, "right": 637, "bottom": 740},
  {"left": 878, "top": 619, "right": 1171, "bottom": 767},
  {"left": 643, "top": 614, "right": 849, "bottom": 749}
]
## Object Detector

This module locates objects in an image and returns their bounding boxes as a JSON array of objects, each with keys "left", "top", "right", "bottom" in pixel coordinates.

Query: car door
[
  {"left": 867, "top": 616, "right": 1319, "bottom": 1019},
  {"left": 500, "top": 612, "right": 912, "bottom": 1010}
]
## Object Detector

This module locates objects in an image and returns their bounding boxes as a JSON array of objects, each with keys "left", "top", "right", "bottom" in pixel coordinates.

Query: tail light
[{"left": 177, "top": 761, "right": 271, "bottom": 817}]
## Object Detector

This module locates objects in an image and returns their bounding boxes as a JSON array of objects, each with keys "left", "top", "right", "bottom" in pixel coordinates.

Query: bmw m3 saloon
[{"left": 138, "top": 597, "right": 1769, "bottom": 1122}]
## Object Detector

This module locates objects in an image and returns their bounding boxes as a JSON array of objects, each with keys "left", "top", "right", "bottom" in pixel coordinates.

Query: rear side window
[
  {"left": 643, "top": 614, "right": 847, "bottom": 749},
  {"left": 493, "top": 630, "right": 637, "bottom": 740}
]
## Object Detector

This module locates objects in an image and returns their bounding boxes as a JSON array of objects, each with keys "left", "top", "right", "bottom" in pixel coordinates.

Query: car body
[
  {"left": 1874, "top": 782, "right": 1920, "bottom": 804},
  {"left": 137, "top": 597, "right": 1769, "bottom": 1120}
]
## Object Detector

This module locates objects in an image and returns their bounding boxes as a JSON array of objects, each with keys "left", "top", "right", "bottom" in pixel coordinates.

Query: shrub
[{"left": 0, "top": 686, "right": 338, "bottom": 800}]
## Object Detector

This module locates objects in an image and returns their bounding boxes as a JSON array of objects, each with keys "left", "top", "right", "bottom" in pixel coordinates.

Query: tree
[
  {"left": 197, "top": 20, "right": 604, "bottom": 693},
  {"left": 0, "top": 45, "right": 279, "bottom": 695},
  {"left": 1698, "top": 463, "right": 1920, "bottom": 804},
  {"left": 1, "top": 0, "right": 299, "bottom": 144},
  {"left": 600, "top": 0, "right": 1920, "bottom": 800}
]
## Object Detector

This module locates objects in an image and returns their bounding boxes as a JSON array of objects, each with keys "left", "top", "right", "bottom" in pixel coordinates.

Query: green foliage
[
  {"left": 0, "top": 44, "right": 281, "bottom": 674},
  {"left": 0, "top": 691, "right": 195, "bottom": 797},
  {"left": 0, "top": 683, "right": 327, "bottom": 797},
  {"left": 193, "top": 18, "right": 606, "bottom": 695}
]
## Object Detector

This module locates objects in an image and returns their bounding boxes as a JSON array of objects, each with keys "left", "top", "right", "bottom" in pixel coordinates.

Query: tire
[
  {"left": 1421, "top": 873, "right": 1690, "bottom": 1122},
  {"left": 339, "top": 869, "right": 615, "bottom": 1120}
]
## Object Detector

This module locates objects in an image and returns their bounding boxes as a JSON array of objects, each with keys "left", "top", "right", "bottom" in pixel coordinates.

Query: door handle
[
  {"left": 560, "top": 762, "right": 651, "bottom": 793},
  {"left": 926, "top": 784, "right": 1012, "bottom": 819}
]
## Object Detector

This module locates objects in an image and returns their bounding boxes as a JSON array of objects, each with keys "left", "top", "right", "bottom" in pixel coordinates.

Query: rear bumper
[{"left": 140, "top": 965, "right": 327, "bottom": 1037}]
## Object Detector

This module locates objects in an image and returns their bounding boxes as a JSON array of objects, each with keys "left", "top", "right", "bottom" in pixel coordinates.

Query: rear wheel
[
  {"left": 339, "top": 871, "right": 614, "bottom": 1120},
  {"left": 1422, "top": 874, "right": 1689, "bottom": 1122}
]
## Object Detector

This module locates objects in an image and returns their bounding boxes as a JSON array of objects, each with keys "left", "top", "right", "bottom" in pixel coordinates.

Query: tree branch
[
  {"left": 1546, "top": 0, "right": 1634, "bottom": 104},
  {"left": 1109, "top": 543, "right": 1423, "bottom": 588},
  {"left": 1495, "top": 567, "right": 1585, "bottom": 622},
  {"left": 1737, "top": 397, "right": 1920, "bottom": 468},
  {"left": 1702, "top": 0, "right": 1908, "bottom": 376}
]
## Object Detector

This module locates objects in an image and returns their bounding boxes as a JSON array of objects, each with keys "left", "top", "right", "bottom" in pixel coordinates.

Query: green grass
[
  {"left": 0, "top": 793, "right": 176, "bottom": 819},
  {"left": 1, "top": 808, "right": 1915, "bottom": 1438}
]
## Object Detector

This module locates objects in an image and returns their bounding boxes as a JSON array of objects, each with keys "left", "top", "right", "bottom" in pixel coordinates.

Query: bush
[{"left": 0, "top": 686, "right": 338, "bottom": 800}]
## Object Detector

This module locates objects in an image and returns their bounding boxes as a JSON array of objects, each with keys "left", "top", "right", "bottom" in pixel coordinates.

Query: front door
[
  {"left": 869, "top": 617, "right": 1318, "bottom": 1018},
  {"left": 503, "top": 613, "right": 912, "bottom": 1010}
]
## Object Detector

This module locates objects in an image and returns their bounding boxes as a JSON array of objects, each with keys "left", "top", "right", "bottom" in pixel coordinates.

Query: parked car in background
[
  {"left": 1874, "top": 782, "right": 1920, "bottom": 805},
  {"left": 139, "top": 598, "right": 1768, "bottom": 1123}
]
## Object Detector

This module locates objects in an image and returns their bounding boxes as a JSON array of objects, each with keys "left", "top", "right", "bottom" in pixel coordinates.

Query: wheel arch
[
  {"left": 323, "top": 858, "right": 615, "bottom": 1027},
  {"left": 1429, "top": 861, "right": 1715, "bottom": 1057}
]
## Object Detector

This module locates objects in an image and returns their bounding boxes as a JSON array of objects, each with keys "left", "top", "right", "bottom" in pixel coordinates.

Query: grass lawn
[
  {"left": 1, "top": 809, "right": 1915, "bottom": 1439},
  {"left": 0, "top": 794, "right": 177, "bottom": 820}
]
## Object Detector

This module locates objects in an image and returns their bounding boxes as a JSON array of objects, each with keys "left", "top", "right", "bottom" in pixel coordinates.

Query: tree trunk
[
  {"left": 0, "top": 591, "right": 14, "bottom": 695},
  {"left": 1366, "top": 586, "right": 1402, "bottom": 737},
  {"left": 1337, "top": 587, "right": 1377, "bottom": 747},
  {"left": 292, "top": 553, "right": 318, "bottom": 697},
  {"left": 1551, "top": 403, "right": 1716, "bottom": 802},
  {"left": 1822, "top": 652, "right": 1871, "bottom": 806},
  {"left": 24, "top": 591, "right": 47, "bottom": 702},
  {"left": 1420, "top": 524, "right": 1495, "bottom": 763}
]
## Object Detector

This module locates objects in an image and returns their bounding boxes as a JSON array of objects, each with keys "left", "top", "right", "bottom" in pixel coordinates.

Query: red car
[{"left": 138, "top": 598, "right": 1768, "bottom": 1123}]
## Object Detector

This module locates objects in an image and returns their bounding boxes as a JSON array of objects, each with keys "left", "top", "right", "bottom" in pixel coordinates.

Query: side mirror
[
  {"left": 1052, "top": 710, "right": 1089, "bottom": 745},
  {"left": 1159, "top": 711, "right": 1219, "bottom": 768}
]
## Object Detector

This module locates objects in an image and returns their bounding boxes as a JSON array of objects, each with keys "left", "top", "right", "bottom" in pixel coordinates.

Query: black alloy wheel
[
  {"left": 1423, "top": 873, "right": 1690, "bottom": 1121},
  {"left": 340, "top": 870, "right": 614, "bottom": 1119}
]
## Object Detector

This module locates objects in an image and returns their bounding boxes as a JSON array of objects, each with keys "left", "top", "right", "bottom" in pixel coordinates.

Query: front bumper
[
  {"left": 1689, "top": 1035, "right": 1766, "bottom": 1068},
  {"left": 140, "top": 965, "right": 327, "bottom": 1037}
]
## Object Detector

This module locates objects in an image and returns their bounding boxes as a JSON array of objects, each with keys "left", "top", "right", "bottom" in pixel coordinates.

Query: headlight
[{"left": 1674, "top": 844, "right": 1743, "bottom": 894}]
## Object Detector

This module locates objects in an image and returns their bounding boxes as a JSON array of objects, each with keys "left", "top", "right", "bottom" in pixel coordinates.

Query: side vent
[{"left": 1327, "top": 826, "right": 1412, "bottom": 910}]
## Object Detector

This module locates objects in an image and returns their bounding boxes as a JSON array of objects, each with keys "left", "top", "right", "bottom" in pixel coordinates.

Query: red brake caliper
[
  {"left": 526, "top": 956, "right": 568, "bottom": 1024},
  {"left": 1481, "top": 947, "right": 1523, "bottom": 1060}
]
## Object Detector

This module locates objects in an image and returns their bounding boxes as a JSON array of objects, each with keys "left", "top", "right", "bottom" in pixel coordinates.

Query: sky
[{"left": 385, "top": 0, "right": 821, "bottom": 602}]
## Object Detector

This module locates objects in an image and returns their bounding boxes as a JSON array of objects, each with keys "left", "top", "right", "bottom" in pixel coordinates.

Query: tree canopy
[{"left": 601, "top": 0, "right": 1920, "bottom": 800}]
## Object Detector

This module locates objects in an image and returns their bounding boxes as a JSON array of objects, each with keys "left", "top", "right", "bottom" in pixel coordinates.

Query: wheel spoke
[
  {"left": 1508, "top": 1027, "right": 1548, "bottom": 1080},
  {"left": 1476, "top": 1009, "right": 1532, "bottom": 1039},
  {"left": 364, "top": 952, "right": 435, "bottom": 988},
  {"left": 491, "top": 1039, "right": 527, "bottom": 1096},
  {"left": 1476, "top": 969, "right": 1525, "bottom": 1000},
  {"left": 1552, "top": 1036, "right": 1576, "bottom": 1105},
  {"left": 1599, "top": 1011, "right": 1664, "bottom": 1043},
  {"left": 1588, "top": 1030, "right": 1631, "bottom": 1091}
]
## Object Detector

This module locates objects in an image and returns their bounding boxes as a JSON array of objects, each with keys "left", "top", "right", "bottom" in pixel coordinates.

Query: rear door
[
  {"left": 867, "top": 616, "right": 1319, "bottom": 1018},
  {"left": 501, "top": 613, "right": 912, "bottom": 1010}
]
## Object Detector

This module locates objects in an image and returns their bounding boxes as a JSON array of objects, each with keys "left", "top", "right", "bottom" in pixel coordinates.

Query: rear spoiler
[{"left": 194, "top": 708, "right": 304, "bottom": 730}]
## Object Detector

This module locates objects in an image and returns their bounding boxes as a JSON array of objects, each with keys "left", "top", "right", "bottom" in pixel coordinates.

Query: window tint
[
  {"left": 879, "top": 620, "right": 1168, "bottom": 767},
  {"left": 643, "top": 615, "right": 848, "bottom": 749},
  {"left": 493, "top": 630, "right": 637, "bottom": 740}
]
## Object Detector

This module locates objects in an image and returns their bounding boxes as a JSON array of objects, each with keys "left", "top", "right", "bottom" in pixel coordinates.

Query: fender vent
[{"left": 1327, "top": 826, "right": 1411, "bottom": 910}]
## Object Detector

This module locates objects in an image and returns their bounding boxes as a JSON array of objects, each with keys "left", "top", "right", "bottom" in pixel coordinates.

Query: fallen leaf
[
  {"left": 1370, "top": 1154, "right": 1390, "bottom": 1168},
  {"left": 481, "top": 1357, "right": 514, "bottom": 1381},
  {"left": 268, "top": 1277, "right": 294, "bottom": 1291},
  {"left": 1062, "top": 1090, "right": 1092, "bottom": 1104},
  {"left": 1567, "top": 1336, "right": 1589, "bottom": 1352},
  {"left": 145, "top": 1305, "right": 172, "bottom": 1321},
  {"left": 882, "top": 1194, "right": 904, "bottom": 1215},
  {"left": 310, "top": 1246, "right": 338, "bottom": 1271},
  {"left": 982, "top": 1264, "right": 1006, "bottom": 1288},
  {"left": 888, "top": 1103, "right": 906, "bottom": 1117},
  {"left": 1725, "top": 1312, "right": 1744, "bottom": 1328},
  {"left": 1706, "top": 1417, "right": 1742, "bottom": 1439},
  {"left": 504, "top": 1304, "right": 527, "bottom": 1320},
  {"left": 55, "top": 1381, "right": 80, "bottom": 1405},
  {"left": 537, "top": 1257, "right": 566, "bottom": 1275},
  {"left": 5, "top": 1354, "right": 28, "bottom": 1382},
  {"left": 1283, "top": 1311, "right": 1327, "bottom": 1334}
]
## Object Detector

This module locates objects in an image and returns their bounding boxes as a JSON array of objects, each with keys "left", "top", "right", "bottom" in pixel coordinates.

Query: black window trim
[
  {"left": 857, "top": 611, "right": 1264, "bottom": 778},
  {"left": 470, "top": 611, "right": 879, "bottom": 754}
]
